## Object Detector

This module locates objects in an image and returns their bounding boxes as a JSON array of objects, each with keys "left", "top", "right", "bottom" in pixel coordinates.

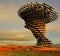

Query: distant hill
[{"left": 53, "top": 44, "right": 60, "bottom": 47}]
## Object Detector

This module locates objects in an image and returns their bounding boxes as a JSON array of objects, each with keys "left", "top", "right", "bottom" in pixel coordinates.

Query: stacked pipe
[
  {"left": 18, "top": 2, "right": 58, "bottom": 47},
  {"left": 25, "top": 20, "right": 52, "bottom": 47}
]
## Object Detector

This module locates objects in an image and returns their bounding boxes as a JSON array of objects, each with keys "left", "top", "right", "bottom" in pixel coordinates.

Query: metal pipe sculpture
[{"left": 18, "top": 2, "right": 58, "bottom": 47}]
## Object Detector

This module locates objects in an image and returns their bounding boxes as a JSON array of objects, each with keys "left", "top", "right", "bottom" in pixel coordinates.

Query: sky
[{"left": 0, "top": 0, "right": 60, "bottom": 45}]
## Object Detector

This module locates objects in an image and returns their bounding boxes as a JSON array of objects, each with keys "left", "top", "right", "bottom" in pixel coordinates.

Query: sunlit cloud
[
  {"left": 16, "top": 34, "right": 26, "bottom": 38},
  {"left": 46, "top": 18, "right": 60, "bottom": 33},
  {"left": 0, "top": 29, "right": 35, "bottom": 41},
  {"left": 46, "top": 25, "right": 60, "bottom": 32}
]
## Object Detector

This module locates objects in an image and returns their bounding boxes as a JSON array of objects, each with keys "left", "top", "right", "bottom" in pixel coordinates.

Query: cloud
[
  {"left": 0, "top": 3, "right": 23, "bottom": 29},
  {"left": 0, "top": 3, "right": 18, "bottom": 20},
  {"left": 46, "top": 25, "right": 60, "bottom": 31},
  {"left": 0, "top": 40, "right": 36, "bottom": 46},
  {"left": 16, "top": 34, "right": 26, "bottom": 38},
  {"left": 46, "top": 18, "right": 60, "bottom": 33},
  {"left": 0, "top": 29, "right": 35, "bottom": 41}
]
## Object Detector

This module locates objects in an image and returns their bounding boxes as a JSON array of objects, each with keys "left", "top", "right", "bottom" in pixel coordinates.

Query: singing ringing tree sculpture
[{"left": 18, "top": 2, "right": 58, "bottom": 47}]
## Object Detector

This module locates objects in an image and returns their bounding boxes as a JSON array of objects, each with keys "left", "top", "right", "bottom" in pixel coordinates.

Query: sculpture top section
[{"left": 18, "top": 2, "right": 58, "bottom": 24}]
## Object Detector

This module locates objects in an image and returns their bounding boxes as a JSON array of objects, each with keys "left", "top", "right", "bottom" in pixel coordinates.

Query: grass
[{"left": 0, "top": 51, "right": 54, "bottom": 56}]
